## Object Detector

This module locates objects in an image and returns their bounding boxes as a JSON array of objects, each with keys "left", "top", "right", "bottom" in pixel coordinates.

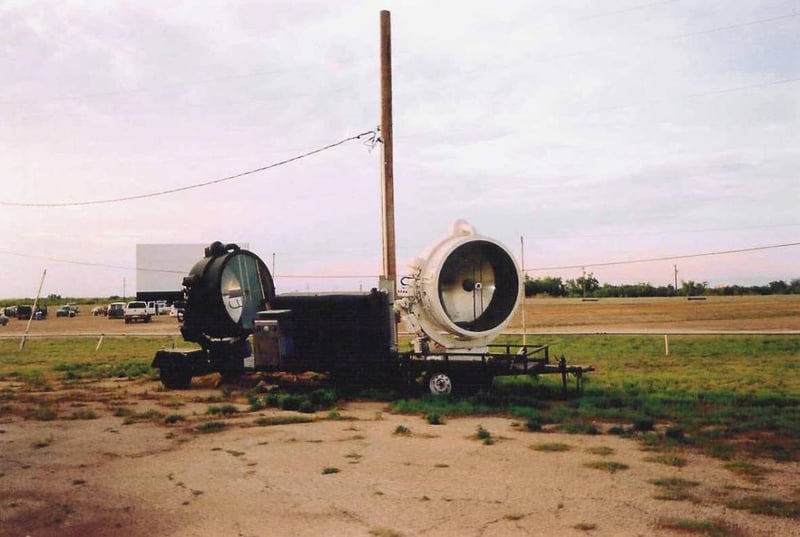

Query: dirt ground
[
  {"left": 1, "top": 297, "right": 799, "bottom": 536},
  {"left": 2, "top": 378, "right": 799, "bottom": 537}
]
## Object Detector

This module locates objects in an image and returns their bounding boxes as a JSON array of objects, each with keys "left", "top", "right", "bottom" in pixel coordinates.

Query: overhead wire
[
  {"left": 1, "top": 8, "right": 796, "bottom": 287},
  {"left": 530, "top": 11, "right": 800, "bottom": 65},
  {"left": 3, "top": 241, "right": 798, "bottom": 280},
  {"left": 575, "top": 0, "right": 677, "bottom": 21},
  {"left": 585, "top": 76, "right": 800, "bottom": 116},
  {"left": 0, "top": 129, "right": 379, "bottom": 208},
  {"left": 528, "top": 222, "right": 800, "bottom": 240},
  {"left": 0, "top": 249, "right": 378, "bottom": 279},
  {"left": 525, "top": 241, "right": 800, "bottom": 272},
  {"left": 0, "top": 249, "right": 184, "bottom": 274}
]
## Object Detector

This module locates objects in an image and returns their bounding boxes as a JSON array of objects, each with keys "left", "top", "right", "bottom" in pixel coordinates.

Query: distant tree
[
  {"left": 565, "top": 273, "right": 599, "bottom": 297},
  {"left": 524, "top": 276, "right": 566, "bottom": 297},
  {"left": 522, "top": 276, "right": 798, "bottom": 298},
  {"left": 47, "top": 293, "right": 62, "bottom": 300},
  {"left": 768, "top": 280, "right": 789, "bottom": 294},
  {"left": 680, "top": 280, "right": 707, "bottom": 296}
]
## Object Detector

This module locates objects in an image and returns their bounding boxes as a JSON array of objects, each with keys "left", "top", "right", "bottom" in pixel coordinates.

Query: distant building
[{"left": 136, "top": 243, "right": 248, "bottom": 302}]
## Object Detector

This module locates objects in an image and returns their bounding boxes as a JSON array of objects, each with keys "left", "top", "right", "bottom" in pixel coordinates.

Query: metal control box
[{"left": 253, "top": 310, "right": 292, "bottom": 368}]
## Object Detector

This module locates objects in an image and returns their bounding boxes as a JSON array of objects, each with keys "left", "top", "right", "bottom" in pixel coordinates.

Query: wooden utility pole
[
  {"left": 380, "top": 10, "right": 397, "bottom": 347},
  {"left": 380, "top": 10, "right": 396, "bottom": 284}
]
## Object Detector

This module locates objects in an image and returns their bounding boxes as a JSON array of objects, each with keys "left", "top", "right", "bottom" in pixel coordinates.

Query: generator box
[
  {"left": 253, "top": 309, "right": 293, "bottom": 368},
  {"left": 251, "top": 290, "right": 395, "bottom": 375}
]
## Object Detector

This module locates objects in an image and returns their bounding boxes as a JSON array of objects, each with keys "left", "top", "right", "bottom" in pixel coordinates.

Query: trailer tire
[
  {"left": 428, "top": 373, "right": 453, "bottom": 395},
  {"left": 159, "top": 366, "right": 192, "bottom": 390}
]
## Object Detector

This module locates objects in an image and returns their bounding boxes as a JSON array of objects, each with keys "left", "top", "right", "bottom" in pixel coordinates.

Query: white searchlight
[{"left": 396, "top": 220, "right": 523, "bottom": 352}]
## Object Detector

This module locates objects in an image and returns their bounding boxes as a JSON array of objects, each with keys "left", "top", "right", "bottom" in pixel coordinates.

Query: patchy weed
[
  {"left": 584, "top": 461, "right": 629, "bottom": 473},
  {"left": 206, "top": 404, "right": 238, "bottom": 416},
  {"left": 724, "top": 460, "right": 770, "bottom": 484},
  {"left": 69, "top": 408, "right": 98, "bottom": 420},
  {"left": 196, "top": 421, "right": 226, "bottom": 434},
  {"left": 25, "top": 403, "right": 57, "bottom": 421},
  {"left": 122, "top": 409, "right": 164, "bottom": 425},
  {"left": 649, "top": 477, "right": 701, "bottom": 503},
  {"left": 644, "top": 453, "right": 688, "bottom": 467},
  {"left": 31, "top": 434, "right": 54, "bottom": 449},
  {"left": 253, "top": 415, "right": 314, "bottom": 427},
  {"left": 725, "top": 496, "right": 800, "bottom": 518},
  {"left": 393, "top": 425, "right": 411, "bottom": 436},
  {"left": 425, "top": 413, "right": 443, "bottom": 425},
  {"left": 585, "top": 446, "right": 615, "bottom": 456},
  {"left": 530, "top": 442, "right": 571, "bottom": 452}
]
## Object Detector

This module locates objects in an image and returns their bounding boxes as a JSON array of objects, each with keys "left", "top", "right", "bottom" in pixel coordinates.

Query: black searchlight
[{"left": 180, "top": 241, "right": 275, "bottom": 344}]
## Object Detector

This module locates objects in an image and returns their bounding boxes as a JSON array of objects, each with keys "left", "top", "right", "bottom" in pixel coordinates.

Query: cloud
[{"left": 0, "top": 1, "right": 798, "bottom": 297}]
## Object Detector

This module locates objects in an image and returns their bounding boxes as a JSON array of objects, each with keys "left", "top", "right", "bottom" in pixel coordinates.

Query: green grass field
[
  {"left": 396, "top": 334, "right": 800, "bottom": 462},
  {"left": 1, "top": 333, "right": 798, "bottom": 461},
  {"left": 0, "top": 336, "right": 182, "bottom": 385}
]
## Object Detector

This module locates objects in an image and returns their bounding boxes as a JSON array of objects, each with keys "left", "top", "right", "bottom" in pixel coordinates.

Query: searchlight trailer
[{"left": 152, "top": 221, "right": 592, "bottom": 395}]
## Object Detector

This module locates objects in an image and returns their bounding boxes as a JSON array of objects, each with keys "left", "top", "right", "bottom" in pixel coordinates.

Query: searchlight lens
[{"left": 437, "top": 240, "right": 518, "bottom": 332}]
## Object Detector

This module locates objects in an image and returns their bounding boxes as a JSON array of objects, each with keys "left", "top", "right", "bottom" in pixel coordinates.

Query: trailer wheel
[
  {"left": 159, "top": 366, "right": 192, "bottom": 390},
  {"left": 428, "top": 373, "right": 453, "bottom": 395}
]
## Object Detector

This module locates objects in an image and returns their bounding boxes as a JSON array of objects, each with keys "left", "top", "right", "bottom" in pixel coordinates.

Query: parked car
[
  {"left": 170, "top": 301, "right": 186, "bottom": 318},
  {"left": 3, "top": 306, "right": 17, "bottom": 317},
  {"left": 124, "top": 301, "right": 152, "bottom": 323},
  {"left": 16, "top": 304, "right": 47, "bottom": 320},
  {"left": 91, "top": 305, "right": 108, "bottom": 316},
  {"left": 56, "top": 306, "right": 76, "bottom": 318},
  {"left": 107, "top": 302, "right": 126, "bottom": 319},
  {"left": 0, "top": 313, "right": 8, "bottom": 326}
]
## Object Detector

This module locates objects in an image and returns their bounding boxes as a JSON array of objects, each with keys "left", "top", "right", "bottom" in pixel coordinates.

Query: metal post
[
  {"left": 520, "top": 236, "right": 527, "bottom": 348},
  {"left": 20, "top": 269, "right": 47, "bottom": 351},
  {"left": 673, "top": 264, "right": 678, "bottom": 292}
]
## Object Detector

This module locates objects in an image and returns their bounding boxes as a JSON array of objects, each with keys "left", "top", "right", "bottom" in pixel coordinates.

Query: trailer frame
[{"left": 398, "top": 342, "right": 594, "bottom": 398}]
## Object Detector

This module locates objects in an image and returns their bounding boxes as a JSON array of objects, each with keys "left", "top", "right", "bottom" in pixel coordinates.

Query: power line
[
  {"left": 586, "top": 76, "right": 800, "bottom": 116},
  {"left": 0, "top": 250, "right": 183, "bottom": 274},
  {"left": 0, "top": 249, "right": 379, "bottom": 279},
  {"left": 526, "top": 241, "right": 800, "bottom": 272},
  {"left": 0, "top": 129, "right": 378, "bottom": 208},
  {"left": 538, "top": 12, "right": 800, "bottom": 65},
  {"left": 5, "top": 241, "right": 798, "bottom": 280},
  {"left": 0, "top": 248, "right": 379, "bottom": 279},
  {"left": 0, "top": 68, "right": 287, "bottom": 107},
  {"left": 576, "top": 0, "right": 677, "bottom": 21},
  {"left": 528, "top": 222, "right": 800, "bottom": 240},
  {"left": 275, "top": 274, "right": 378, "bottom": 279}
]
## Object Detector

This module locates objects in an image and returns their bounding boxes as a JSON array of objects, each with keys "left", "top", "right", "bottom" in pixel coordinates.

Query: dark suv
[{"left": 107, "top": 302, "right": 126, "bottom": 319}]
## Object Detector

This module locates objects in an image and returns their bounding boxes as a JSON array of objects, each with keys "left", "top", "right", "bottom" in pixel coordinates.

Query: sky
[{"left": 1, "top": 0, "right": 798, "bottom": 299}]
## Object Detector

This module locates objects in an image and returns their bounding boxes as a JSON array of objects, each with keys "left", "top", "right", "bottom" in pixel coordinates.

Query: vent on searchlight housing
[{"left": 396, "top": 220, "right": 522, "bottom": 351}]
